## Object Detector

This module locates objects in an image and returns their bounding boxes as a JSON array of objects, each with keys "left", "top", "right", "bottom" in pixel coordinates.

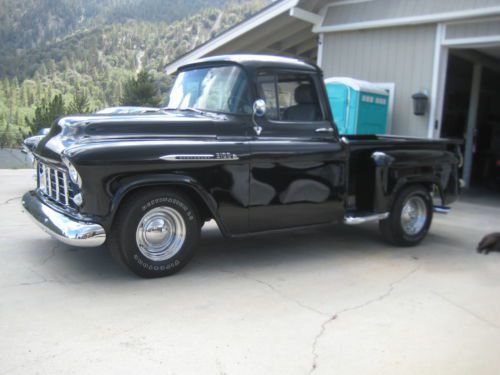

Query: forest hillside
[{"left": 0, "top": 0, "right": 268, "bottom": 146}]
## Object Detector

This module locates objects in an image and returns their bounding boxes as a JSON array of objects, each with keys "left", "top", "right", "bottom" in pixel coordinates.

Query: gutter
[{"left": 313, "top": 6, "right": 500, "bottom": 33}]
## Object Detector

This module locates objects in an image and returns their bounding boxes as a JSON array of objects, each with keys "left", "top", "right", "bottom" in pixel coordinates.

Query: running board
[
  {"left": 433, "top": 206, "right": 450, "bottom": 214},
  {"left": 344, "top": 212, "right": 389, "bottom": 225}
]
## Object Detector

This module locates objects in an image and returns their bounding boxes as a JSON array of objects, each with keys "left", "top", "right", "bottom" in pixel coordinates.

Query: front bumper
[{"left": 22, "top": 191, "right": 106, "bottom": 247}]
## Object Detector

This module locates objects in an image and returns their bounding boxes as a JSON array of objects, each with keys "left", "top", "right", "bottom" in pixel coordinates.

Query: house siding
[
  {"left": 322, "top": 24, "right": 436, "bottom": 137},
  {"left": 446, "top": 18, "right": 500, "bottom": 40},
  {"left": 322, "top": 0, "right": 500, "bottom": 27}
]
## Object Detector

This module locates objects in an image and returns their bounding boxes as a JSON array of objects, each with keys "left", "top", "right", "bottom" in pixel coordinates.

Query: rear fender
[{"left": 371, "top": 150, "right": 459, "bottom": 212}]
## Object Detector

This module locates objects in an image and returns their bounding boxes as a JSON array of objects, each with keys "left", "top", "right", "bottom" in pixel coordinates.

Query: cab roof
[{"left": 179, "top": 54, "right": 320, "bottom": 73}]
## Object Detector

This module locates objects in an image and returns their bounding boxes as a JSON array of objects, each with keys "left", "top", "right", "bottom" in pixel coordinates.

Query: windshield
[{"left": 167, "top": 65, "right": 252, "bottom": 115}]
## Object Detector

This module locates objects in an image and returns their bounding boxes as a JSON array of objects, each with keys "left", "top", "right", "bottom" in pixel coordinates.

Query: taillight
[{"left": 496, "top": 160, "right": 500, "bottom": 167}]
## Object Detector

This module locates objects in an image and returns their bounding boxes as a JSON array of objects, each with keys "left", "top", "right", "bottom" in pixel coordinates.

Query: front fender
[{"left": 108, "top": 173, "right": 229, "bottom": 236}]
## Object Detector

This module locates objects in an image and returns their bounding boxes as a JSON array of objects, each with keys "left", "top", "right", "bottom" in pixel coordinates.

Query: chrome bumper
[{"left": 22, "top": 191, "right": 106, "bottom": 247}]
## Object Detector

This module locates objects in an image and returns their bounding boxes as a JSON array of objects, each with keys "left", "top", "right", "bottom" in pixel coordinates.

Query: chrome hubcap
[
  {"left": 400, "top": 196, "right": 427, "bottom": 236},
  {"left": 136, "top": 207, "right": 186, "bottom": 261}
]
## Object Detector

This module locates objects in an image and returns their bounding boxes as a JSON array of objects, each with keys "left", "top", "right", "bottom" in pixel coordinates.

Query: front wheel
[
  {"left": 379, "top": 185, "right": 433, "bottom": 246},
  {"left": 109, "top": 188, "right": 200, "bottom": 278}
]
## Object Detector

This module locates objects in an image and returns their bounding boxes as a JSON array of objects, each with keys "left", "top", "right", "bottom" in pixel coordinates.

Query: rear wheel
[
  {"left": 379, "top": 185, "right": 433, "bottom": 246},
  {"left": 109, "top": 188, "right": 200, "bottom": 278}
]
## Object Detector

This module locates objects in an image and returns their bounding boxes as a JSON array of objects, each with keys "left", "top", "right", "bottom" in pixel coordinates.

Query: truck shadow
[
  {"left": 25, "top": 221, "right": 465, "bottom": 283},
  {"left": 194, "top": 222, "right": 396, "bottom": 269}
]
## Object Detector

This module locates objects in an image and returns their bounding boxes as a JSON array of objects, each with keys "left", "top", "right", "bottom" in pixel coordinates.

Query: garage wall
[
  {"left": 446, "top": 18, "right": 500, "bottom": 40},
  {"left": 322, "top": 0, "right": 500, "bottom": 27},
  {"left": 322, "top": 24, "right": 436, "bottom": 137}
]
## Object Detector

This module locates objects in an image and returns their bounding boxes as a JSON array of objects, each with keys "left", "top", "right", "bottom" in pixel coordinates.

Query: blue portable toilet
[{"left": 324, "top": 77, "right": 390, "bottom": 135}]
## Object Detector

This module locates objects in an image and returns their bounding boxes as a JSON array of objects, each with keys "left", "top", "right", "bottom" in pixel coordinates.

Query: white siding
[
  {"left": 446, "top": 18, "right": 500, "bottom": 40},
  {"left": 322, "top": 0, "right": 500, "bottom": 27},
  {"left": 322, "top": 25, "right": 436, "bottom": 136}
]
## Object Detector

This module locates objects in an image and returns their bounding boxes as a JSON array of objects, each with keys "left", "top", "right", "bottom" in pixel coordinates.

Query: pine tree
[
  {"left": 20, "top": 84, "right": 28, "bottom": 107},
  {"left": 0, "top": 121, "right": 12, "bottom": 148},
  {"left": 25, "top": 94, "right": 66, "bottom": 135},
  {"left": 67, "top": 89, "right": 91, "bottom": 114},
  {"left": 121, "top": 70, "right": 161, "bottom": 107}
]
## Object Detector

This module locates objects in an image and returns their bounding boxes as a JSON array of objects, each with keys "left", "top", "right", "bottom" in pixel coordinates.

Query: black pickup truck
[{"left": 22, "top": 55, "right": 461, "bottom": 278}]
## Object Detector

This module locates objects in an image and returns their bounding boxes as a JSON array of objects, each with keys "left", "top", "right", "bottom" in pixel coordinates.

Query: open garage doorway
[{"left": 440, "top": 50, "right": 500, "bottom": 192}]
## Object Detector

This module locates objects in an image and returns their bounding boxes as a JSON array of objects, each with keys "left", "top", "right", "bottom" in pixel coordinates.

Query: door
[
  {"left": 166, "top": 63, "right": 253, "bottom": 235},
  {"left": 249, "top": 71, "right": 347, "bottom": 232}
]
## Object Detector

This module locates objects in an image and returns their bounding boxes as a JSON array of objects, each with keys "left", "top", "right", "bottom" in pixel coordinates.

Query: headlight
[
  {"left": 61, "top": 156, "right": 82, "bottom": 188},
  {"left": 68, "top": 164, "right": 81, "bottom": 186}
]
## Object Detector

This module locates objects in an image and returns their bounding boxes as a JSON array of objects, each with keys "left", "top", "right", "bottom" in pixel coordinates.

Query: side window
[
  {"left": 257, "top": 72, "right": 324, "bottom": 122},
  {"left": 277, "top": 74, "right": 324, "bottom": 122},
  {"left": 257, "top": 75, "right": 279, "bottom": 120}
]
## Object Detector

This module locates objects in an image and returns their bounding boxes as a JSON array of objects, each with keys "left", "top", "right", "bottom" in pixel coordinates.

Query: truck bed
[{"left": 342, "top": 134, "right": 462, "bottom": 214}]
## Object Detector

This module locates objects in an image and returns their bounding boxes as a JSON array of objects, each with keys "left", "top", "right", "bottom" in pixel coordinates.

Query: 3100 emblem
[{"left": 215, "top": 152, "right": 238, "bottom": 160}]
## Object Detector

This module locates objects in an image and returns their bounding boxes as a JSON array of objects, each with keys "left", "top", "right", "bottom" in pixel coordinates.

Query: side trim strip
[
  {"left": 160, "top": 153, "right": 239, "bottom": 161},
  {"left": 160, "top": 154, "right": 214, "bottom": 161}
]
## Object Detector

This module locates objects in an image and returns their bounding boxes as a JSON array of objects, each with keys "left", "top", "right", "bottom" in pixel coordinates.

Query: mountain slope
[
  {"left": 0, "top": 0, "right": 233, "bottom": 54},
  {"left": 0, "top": 0, "right": 268, "bottom": 146}
]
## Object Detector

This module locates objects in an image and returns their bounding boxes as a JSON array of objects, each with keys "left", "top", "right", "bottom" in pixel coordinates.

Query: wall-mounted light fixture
[{"left": 412, "top": 92, "right": 429, "bottom": 116}]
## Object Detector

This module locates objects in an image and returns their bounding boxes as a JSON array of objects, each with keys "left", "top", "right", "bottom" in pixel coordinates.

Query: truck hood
[{"left": 35, "top": 111, "right": 229, "bottom": 162}]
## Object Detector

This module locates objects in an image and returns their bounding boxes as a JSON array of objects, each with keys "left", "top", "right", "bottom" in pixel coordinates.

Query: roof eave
[{"left": 164, "top": 0, "right": 300, "bottom": 75}]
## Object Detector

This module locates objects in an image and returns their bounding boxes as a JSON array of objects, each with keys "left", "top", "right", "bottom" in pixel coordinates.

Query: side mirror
[
  {"left": 253, "top": 99, "right": 266, "bottom": 117},
  {"left": 252, "top": 99, "right": 265, "bottom": 136}
]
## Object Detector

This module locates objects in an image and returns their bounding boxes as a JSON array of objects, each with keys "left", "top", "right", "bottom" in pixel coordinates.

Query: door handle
[{"left": 315, "top": 127, "right": 334, "bottom": 133}]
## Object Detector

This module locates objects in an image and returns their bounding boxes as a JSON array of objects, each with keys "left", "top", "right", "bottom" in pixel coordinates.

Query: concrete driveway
[{"left": 1, "top": 169, "right": 499, "bottom": 375}]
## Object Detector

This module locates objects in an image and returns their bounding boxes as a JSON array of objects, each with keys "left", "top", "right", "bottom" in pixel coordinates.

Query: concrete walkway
[{"left": 1, "top": 169, "right": 499, "bottom": 375}]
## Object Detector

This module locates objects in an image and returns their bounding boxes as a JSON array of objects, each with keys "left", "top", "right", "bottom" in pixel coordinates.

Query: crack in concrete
[
  {"left": 19, "top": 267, "right": 58, "bottom": 286},
  {"left": 10, "top": 246, "right": 61, "bottom": 286},
  {"left": 241, "top": 273, "right": 331, "bottom": 317},
  {"left": 307, "top": 314, "right": 337, "bottom": 374},
  {"left": 0, "top": 195, "right": 22, "bottom": 207},
  {"left": 15, "top": 266, "right": 108, "bottom": 287},
  {"left": 432, "top": 291, "right": 500, "bottom": 331},
  {"left": 197, "top": 258, "right": 421, "bottom": 375},
  {"left": 39, "top": 244, "right": 59, "bottom": 266},
  {"left": 193, "top": 260, "right": 330, "bottom": 317},
  {"left": 307, "top": 263, "right": 421, "bottom": 374}
]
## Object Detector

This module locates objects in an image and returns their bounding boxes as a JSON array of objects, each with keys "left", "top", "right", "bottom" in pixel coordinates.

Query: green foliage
[
  {"left": 25, "top": 95, "right": 66, "bottom": 136},
  {"left": 121, "top": 71, "right": 161, "bottom": 107},
  {"left": 0, "top": 0, "right": 269, "bottom": 147},
  {"left": 0, "top": 121, "right": 13, "bottom": 148},
  {"left": 0, "top": 0, "right": 234, "bottom": 54},
  {"left": 67, "top": 89, "right": 93, "bottom": 115}
]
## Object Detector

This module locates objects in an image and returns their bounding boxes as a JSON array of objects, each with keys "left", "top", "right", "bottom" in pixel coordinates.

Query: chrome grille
[{"left": 37, "top": 161, "right": 76, "bottom": 208}]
